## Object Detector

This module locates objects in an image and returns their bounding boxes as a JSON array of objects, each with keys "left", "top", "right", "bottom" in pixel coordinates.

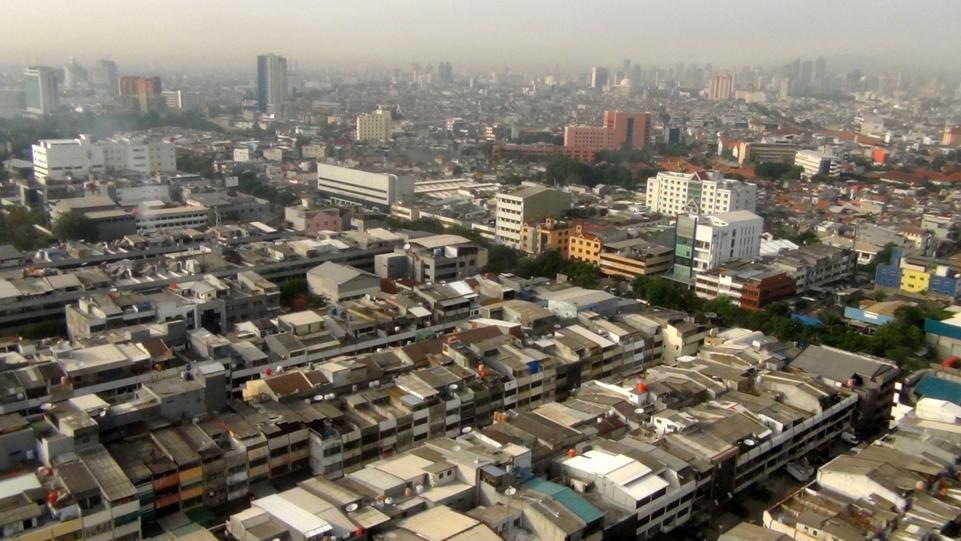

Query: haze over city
[
  {"left": 4, "top": 0, "right": 961, "bottom": 72},
  {"left": 1, "top": 3, "right": 961, "bottom": 541}
]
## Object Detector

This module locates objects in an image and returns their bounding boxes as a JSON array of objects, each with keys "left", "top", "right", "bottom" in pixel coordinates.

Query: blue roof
[
  {"left": 523, "top": 478, "right": 603, "bottom": 525},
  {"left": 915, "top": 374, "right": 961, "bottom": 404}
]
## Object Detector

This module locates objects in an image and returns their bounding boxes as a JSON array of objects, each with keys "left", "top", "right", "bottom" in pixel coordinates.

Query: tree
[
  {"left": 0, "top": 207, "right": 51, "bottom": 250},
  {"left": 484, "top": 245, "right": 520, "bottom": 274},
  {"left": 52, "top": 210, "right": 99, "bottom": 242}
]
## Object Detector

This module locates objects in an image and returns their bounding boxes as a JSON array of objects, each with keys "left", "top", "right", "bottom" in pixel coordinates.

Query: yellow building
[
  {"left": 568, "top": 224, "right": 603, "bottom": 264},
  {"left": 900, "top": 267, "right": 931, "bottom": 293},
  {"left": 521, "top": 217, "right": 576, "bottom": 257},
  {"left": 356, "top": 108, "right": 392, "bottom": 142}
]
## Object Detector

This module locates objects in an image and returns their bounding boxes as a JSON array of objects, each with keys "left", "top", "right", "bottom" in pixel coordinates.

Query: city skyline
[{"left": 3, "top": 0, "right": 961, "bottom": 73}]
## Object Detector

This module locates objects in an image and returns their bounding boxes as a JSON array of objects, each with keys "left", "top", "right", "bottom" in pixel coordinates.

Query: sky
[{"left": 3, "top": 0, "right": 960, "bottom": 74}]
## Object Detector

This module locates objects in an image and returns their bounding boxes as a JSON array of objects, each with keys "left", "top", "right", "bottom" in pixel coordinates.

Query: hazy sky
[{"left": 3, "top": 0, "right": 960, "bottom": 73}]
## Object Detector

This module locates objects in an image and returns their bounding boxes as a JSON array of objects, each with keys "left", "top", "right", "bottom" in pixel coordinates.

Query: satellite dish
[
  {"left": 345, "top": 503, "right": 359, "bottom": 512},
  {"left": 505, "top": 487, "right": 517, "bottom": 497},
  {"left": 461, "top": 426, "right": 472, "bottom": 434},
  {"left": 449, "top": 383, "right": 458, "bottom": 391},
  {"left": 384, "top": 497, "right": 393, "bottom": 505}
]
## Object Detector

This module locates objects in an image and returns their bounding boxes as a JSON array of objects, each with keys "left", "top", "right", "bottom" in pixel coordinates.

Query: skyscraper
[
  {"left": 91, "top": 59, "right": 119, "bottom": 96},
  {"left": 707, "top": 71, "right": 733, "bottom": 100},
  {"left": 119, "top": 76, "right": 162, "bottom": 113},
  {"left": 256, "top": 54, "right": 288, "bottom": 114},
  {"left": 590, "top": 66, "right": 608, "bottom": 89},
  {"left": 23, "top": 66, "right": 59, "bottom": 116}
]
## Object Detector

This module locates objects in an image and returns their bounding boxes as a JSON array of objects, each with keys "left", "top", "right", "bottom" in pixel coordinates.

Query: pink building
[
  {"left": 563, "top": 111, "right": 651, "bottom": 162},
  {"left": 285, "top": 205, "right": 342, "bottom": 235}
]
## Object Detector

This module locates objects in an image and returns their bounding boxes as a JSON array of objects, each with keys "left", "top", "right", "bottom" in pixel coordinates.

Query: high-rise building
[
  {"left": 63, "top": 58, "right": 88, "bottom": 90},
  {"left": 91, "top": 59, "right": 119, "bottom": 96},
  {"left": 355, "top": 108, "right": 392, "bottom": 143},
  {"left": 161, "top": 90, "right": 203, "bottom": 112},
  {"left": 646, "top": 171, "right": 757, "bottom": 216},
  {"left": 813, "top": 57, "right": 827, "bottom": 93},
  {"left": 256, "top": 53, "right": 288, "bottom": 114},
  {"left": 707, "top": 71, "right": 733, "bottom": 100},
  {"left": 23, "top": 66, "right": 59, "bottom": 116},
  {"left": 562, "top": 111, "right": 652, "bottom": 162},
  {"left": 437, "top": 62, "right": 454, "bottom": 84},
  {"left": 119, "top": 76, "right": 162, "bottom": 113},
  {"left": 672, "top": 210, "right": 763, "bottom": 282},
  {"left": 590, "top": 66, "right": 608, "bottom": 89}
]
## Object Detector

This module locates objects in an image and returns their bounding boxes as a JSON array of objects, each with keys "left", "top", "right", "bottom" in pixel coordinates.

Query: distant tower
[
  {"left": 91, "top": 59, "right": 119, "bottom": 96},
  {"left": 590, "top": 66, "right": 609, "bottom": 89},
  {"left": 256, "top": 53, "right": 288, "bottom": 114},
  {"left": 707, "top": 71, "right": 733, "bottom": 100},
  {"left": 23, "top": 66, "right": 59, "bottom": 116}
]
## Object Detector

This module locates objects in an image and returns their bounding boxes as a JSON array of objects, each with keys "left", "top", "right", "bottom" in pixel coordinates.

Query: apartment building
[
  {"left": 672, "top": 211, "right": 763, "bottom": 282},
  {"left": 355, "top": 108, "right": 392, "bottom": 142},
  {"left": 520, "top": 217, "right": 576, "bottom": 257},
  {"left": 495, "top": 186, "right": 572, "bottom": 249},
  {"left": 646, "top": 170, "right": 757, "bottom": 216},
  {"left": 770, "top": 244, "right": 856, "bottom": 291}
]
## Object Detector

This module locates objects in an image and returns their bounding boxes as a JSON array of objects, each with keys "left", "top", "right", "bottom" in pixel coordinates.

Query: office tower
[
  {"left": 91, "top": 59, "right": 119, "bottom": 96},
  {"left": 161, "top": 90, "right": 203, "bottom": 112},
  {"left": 437, "top": 62, "right": 454, "bottom": 84},
  {"left": 799, "top": 60, "right": 813, "bottom": 93},
  {"left": 590, "top": 66, "right": 609, "bottom": 89},
  {"left": 813, "top": 57, "right": 826, "bottom": 91},
  {"left": 707, "top": 71, "right": 733, "bottom": 100},
  {"left": 63, "top": 58, "right": 88, "bottom": 90},
  {"left": 23, "top": 66, "right": 59, "bottom": 116},
  {"left": 256, "top": 53, "right": 288, "bottom": 114},
  {"left": 631, "top": 65, "right": 642, "bottom": 86},
  {"left": 646, "top": 171, "right": 757, "bottom": 216},
  {"left": 119, "top": 76, "right": 162, "bottom": 113},
  {"left": 355, "top": 108, "right": 392, "bottom": 143},
  {"left": 623, "top": 59, "right": 631, "bottom": 76}
]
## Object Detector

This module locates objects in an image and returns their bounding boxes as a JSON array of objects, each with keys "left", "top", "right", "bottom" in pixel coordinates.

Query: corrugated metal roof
[{"left": 524, "top": 478, "right": 603, "bottom": 525}]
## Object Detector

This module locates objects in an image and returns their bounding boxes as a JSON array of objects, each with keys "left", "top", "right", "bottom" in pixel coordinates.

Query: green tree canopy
[{"left": 52, "top": 210, "right": 99, "bottom": 242}]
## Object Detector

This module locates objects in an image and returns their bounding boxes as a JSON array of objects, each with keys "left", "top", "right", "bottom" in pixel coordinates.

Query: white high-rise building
[
  {"left": 646, "top": 171, "right": 757, "bottom": 216},
  {"left": 256, "top": 53, "right": 288, "bottom": 115},
  {"left": 673, "top": 210, "right": 763, "bottom": 278},
  {"left": 355, "top": 108, "right": 392, "bottom": 143},
  {"left": 23, "top": 66, "right": 59, "bottom": 116},
  {"left": 32, "top": 135, "right": 177, "bottom": 184}
]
